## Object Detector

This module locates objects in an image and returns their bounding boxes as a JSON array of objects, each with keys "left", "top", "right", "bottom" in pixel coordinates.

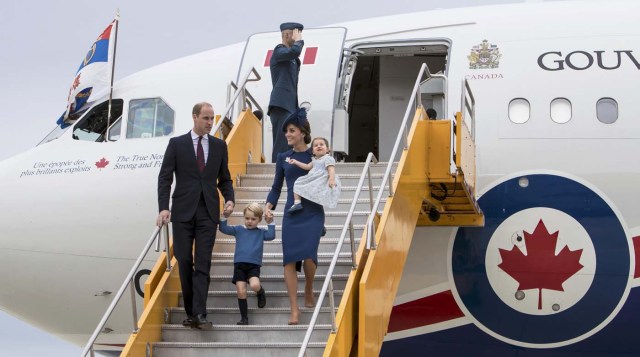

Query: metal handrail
[
  {"left": 228, "top": 81, "right": 264, "bottom": 118},
  {"left": 227, "top": 80, "right": 265, "bottom": 155},
  {"left": 460, "top": 78, "right": 476, "bottom": 139},
  {"left": 418, "top": 70, "right": 454, "bottom": 174},
  {"left": 365, "top": 63, "right": 441, "bottom": 250},
  {"left": 80, "top": 224, "right": 171, "bottom": 357},
  {"left": 298, "top": 152, "right": 378, "bottom": 357},
  {"left": 214, "top": 67, "right": 261, "bottom": 136}
]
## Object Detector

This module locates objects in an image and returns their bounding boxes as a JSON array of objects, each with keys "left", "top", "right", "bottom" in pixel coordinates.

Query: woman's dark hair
[{"left": 300, "top": 121, "right": 311, "bottom": 144}]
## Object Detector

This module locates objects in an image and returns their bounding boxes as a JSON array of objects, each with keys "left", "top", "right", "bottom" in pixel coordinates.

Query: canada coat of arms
[{"left": 468, "top": 40, "right": 502, "bottom": 69}]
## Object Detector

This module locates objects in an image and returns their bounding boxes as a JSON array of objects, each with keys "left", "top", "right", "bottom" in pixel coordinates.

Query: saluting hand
[{"left": 292, "top": 28, "right": 302, "bottom": 42}]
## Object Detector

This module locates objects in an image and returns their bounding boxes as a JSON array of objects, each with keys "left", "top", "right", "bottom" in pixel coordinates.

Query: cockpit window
[
  {"left": 126, "top": 98, "right": 174, "bottom": 139},
  {"left": 107, "top": 117, "right": 122, "bottom": 141},
  {"left": 72, "top": 100, "right": 124, "bottom": 142}
]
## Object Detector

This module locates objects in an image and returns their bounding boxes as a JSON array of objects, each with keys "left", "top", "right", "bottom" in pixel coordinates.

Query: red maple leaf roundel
[
  {"left": 498, "top": 219, "right": 584, "bottom": 310},
  {"left": 95, "top": 157, "right": 109, "bottom": 169}
]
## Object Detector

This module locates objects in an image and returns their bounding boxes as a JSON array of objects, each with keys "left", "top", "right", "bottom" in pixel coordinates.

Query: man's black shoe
[
  {"left": 193, "top": 314, "right": 212, "bottom": 330},
  {"left": 237, "top": 317, "right": 249, "bottom": 325},
  {"left": 257, "top": 288, "right": 267, "bottom": 308},
  {"left": 182, "top": 316, "right": 193, "bottom": 328}
]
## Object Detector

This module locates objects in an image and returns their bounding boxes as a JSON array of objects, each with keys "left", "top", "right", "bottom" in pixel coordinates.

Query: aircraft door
[{"left": 237, "top": 28, "right": 347, "bottom": 162}]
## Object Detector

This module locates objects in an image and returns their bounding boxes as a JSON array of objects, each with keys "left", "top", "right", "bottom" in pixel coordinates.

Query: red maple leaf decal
[
  {"left": 498, "top": 219, "right": 583, "bottom": 310},
  {"left": 95, "top": 158, "right": 109, "bottom": 169}
]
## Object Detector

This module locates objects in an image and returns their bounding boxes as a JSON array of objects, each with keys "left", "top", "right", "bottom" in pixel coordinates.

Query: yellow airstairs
[{"left": 80, "top": 65, "right": 482, "bottom": 357}]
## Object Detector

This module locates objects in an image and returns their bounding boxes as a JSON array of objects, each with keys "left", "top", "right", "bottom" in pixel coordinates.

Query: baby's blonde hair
[{"left": 243, "top": 203, "right": 264, "bottom": 219}]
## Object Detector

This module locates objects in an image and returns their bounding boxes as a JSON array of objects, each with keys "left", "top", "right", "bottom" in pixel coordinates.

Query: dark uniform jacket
[
  {"left": 268, "top": 40, "right": 304, "bottom": 115},
  {"left": 158, "top": 132, "right": 234, "bottom": 223}
]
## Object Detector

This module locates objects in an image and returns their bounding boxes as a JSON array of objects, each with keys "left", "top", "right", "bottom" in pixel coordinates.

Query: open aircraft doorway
[{"left": 344, "top": 42, "right": 449, "bottom": 162}]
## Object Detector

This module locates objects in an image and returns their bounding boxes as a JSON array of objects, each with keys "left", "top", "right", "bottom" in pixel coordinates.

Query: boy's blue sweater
[{"left": 219, "top": 219, "right": 276, "bottom": 266}]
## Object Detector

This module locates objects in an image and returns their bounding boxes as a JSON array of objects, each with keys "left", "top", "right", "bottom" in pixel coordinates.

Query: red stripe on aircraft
[
  {"left": 387, "top": 290, "right": 464, "bottom": 333},
  {"left": 303, "top": 47, "right": 318, "bottom": 64},
  {"left": 634, "top": 236, "right": 640, "bottom": 278},
  {"left": 264, "top": 50, "right": 274, "bottom": 67}
]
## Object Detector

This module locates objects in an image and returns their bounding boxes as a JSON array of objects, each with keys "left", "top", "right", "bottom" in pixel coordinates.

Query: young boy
[{"left": 219, "top": 202, "right": 275, "bottom": 325}]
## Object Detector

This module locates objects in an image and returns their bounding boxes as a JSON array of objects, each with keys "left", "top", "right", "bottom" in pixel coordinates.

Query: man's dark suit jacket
[
  {"left": 158, "top": 132, "right": 234, "bottom": 223},
  {"left": 268, "top": 40, "right": 304, "bottom": 115}
]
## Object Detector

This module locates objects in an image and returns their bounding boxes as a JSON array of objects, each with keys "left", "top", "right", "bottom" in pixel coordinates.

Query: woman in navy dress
[{"left": 265, "top": 108, "right": 323, "bottom": 325}]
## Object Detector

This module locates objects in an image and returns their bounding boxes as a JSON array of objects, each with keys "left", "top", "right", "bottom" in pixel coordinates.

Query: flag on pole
[{"left": 57, "top": 19, "right": 117, "bottom": 128}]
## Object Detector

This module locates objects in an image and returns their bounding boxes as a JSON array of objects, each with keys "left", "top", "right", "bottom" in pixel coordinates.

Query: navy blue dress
[{"left": 266, "top": 149, "right": 324, "bottom": 267}]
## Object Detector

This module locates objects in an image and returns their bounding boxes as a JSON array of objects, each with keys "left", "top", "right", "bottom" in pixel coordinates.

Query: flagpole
[{"left": 106, "top": 9, "right": 120, "bottom": 141}]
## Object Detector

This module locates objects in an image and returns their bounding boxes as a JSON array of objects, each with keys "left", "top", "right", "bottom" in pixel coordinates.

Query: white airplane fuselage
[{"left": 0, "top": 1, "right": 638, "bottom": 355}]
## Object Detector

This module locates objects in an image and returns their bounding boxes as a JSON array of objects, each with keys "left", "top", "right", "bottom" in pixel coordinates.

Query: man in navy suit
[
  {"left": 157, "top": 102, "right": 235, "bottom": 329},
  {"left": 268, "top": 22, "right": 304, "bottom": 162}
]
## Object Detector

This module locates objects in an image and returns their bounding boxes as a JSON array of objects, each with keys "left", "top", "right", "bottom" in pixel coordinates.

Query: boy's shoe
[
  {"left": 321, "top": 226, "right": 327, "bottom": 237},
  {"left": 193, "top": 314, "right": 212, "bottom": 330},
  {"left": 257, "top": 288, "right": 267, "bottom": 308},
  {"left": 287, "top": 203, "right": 303, "bottom": 214},
  {"left": 237, "top": 317, "right": 249, "bottom": 325}
]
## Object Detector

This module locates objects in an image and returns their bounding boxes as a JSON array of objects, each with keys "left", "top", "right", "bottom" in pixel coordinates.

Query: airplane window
[
  {"left": 550, "top": 98, "right": 572, "bottom": 124},
  {"left": 596, "top": 98, "right": 618, "bottom": 124},
  {"left": 126, "top": 98, "right": 175, "bottom": 139},
  {"left": 508, "top": 98, "right": 530, "bottom": 124},
  {"left": 72, "top": 100, "right": 124, "bottom": 142}
]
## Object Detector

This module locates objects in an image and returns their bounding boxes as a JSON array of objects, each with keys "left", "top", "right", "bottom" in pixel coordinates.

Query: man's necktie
[{"left": 197, "top": 136, "right": 205, "bottom": 173}]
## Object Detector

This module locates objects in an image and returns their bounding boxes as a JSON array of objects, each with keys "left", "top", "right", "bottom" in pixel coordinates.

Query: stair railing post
[
  {"left": 155, "top": 230, "right": 161, "bottom": 252},
  {"left": 367, "top": 166, "right": 374, "bottom": 210},
  {"left": 368, "top": 217, "right": 377, "bottom": 250},
  {"left": 164, "top": 224, "right": 171, "bottom": 271},
  {"left": 89, "top": 348, "right": 94, "bottom": 357},
  {"left": 366, "top": 163, "right": 378, "bottom": 250},
  {"left": 349, "top": 221, "right": 356, "bottom": 269},
  {"left": 129, "top": 278, "right": 139, "bottom": 333},
  {"left": 328, "top": 279, "right": 337, "bottom": 333}
]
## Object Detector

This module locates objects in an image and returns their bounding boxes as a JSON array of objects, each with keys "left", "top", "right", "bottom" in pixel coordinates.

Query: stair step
[
  {"left": 234, "top": 198, "right": 385, "bottom": 212},
  {"left": 215, "top": 237, "right": 361, "bottom": 254},
  {"left": 179, "top": 290, "right": 344, "bottom": 309},
  {"left": 161, "top": 324, "right": 332, "bottom": 343},
  {"left": 215, "top": 224, "right": 366, "bottom": 240},
  {"left": 207, "top": 273, "right": 349, "bottom": 291},
  {"left": 239, "top": 173, "right": 386, "bottom": 187},
  {"left": 168, "top": 306, "right": 337, "bottom": 325},
  {"left": 216, "top": 224, "right": 365, "bottom": 231},
  {"left": 233, "top": 186, "right": 385, "bottom": 200},
  {"left": 246, "top": 162, "right": 397, "bottom": 175},
  {"left": 209, "top": 260, "right": 354, "bottom": 276},
  {"left": 212, "top": 252, "right": 353, "bottom": 260},
  {"left": 152, "top": 341, "right": 326, "bottom": 357},
  {"left": 223, "top": 210, "right": 375, "bottom": 226}
]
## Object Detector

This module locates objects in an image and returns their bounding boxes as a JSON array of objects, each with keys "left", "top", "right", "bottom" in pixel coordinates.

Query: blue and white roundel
[{"left": 451, "top": 173, "right": 631, "bottom": 347}]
